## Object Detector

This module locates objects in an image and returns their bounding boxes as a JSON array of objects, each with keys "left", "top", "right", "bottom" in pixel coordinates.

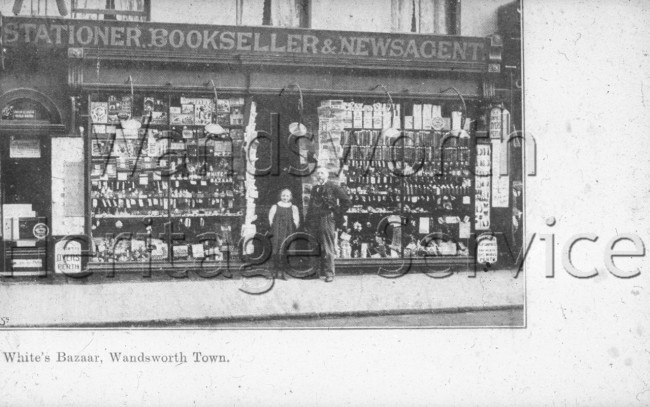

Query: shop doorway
[
  {"left": 0, "top": 133, "right": 52, "bottom": 275},
  {"left": 0, "top": 91, "right": 62, "bottom": 275}
]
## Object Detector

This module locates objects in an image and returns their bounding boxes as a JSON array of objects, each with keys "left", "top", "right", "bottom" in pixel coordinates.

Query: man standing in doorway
[{"left": 306, "top": 166, "right": 351, "bottom": 282}]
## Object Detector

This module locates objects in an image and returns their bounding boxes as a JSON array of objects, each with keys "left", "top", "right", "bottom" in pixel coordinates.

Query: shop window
[
  {"left": 9, "top": 0, "right": 68, "bottom": 16},
  {"left": 294, "top": 97, "right": 478, "bottom": 260},
  {"left": 71, "top": 0, "right": 150, "bottom": 21},
  {"left": 87, "top": 92, "right": 247, "bottom": 264},
  {"left": 391, "top": 0, "right": 460, "bottom": 35}
]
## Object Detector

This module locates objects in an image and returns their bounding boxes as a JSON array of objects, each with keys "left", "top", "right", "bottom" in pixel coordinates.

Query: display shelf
[
  {"left": 92, "top": 214, "right": 170, "bottom": 219},
  {"left": 92, "top": 214, "right": 242, "bottom": 218},
  {"left": 92, "top": 196, "right": 238, "bottom": 201},
  {"left": 168, "top": 214, "right": 243, "bottom": 218}
]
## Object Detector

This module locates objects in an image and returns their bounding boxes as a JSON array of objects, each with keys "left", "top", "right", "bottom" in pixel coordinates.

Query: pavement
[{"left": 0, "top": 269, "right": 524, "bottom": 327}]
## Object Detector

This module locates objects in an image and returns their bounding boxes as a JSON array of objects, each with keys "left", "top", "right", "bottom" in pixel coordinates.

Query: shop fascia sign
[{"left": 1, "top": 16, "right": 488, "bottom": 68}]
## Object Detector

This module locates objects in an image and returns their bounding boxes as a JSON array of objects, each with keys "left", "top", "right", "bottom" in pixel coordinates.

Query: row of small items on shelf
[
  {"left": 91, "top": 237, "right": 233, "bottom": 263},
  {"left": 318, "top": 99, "right": 466, "bottom": 132},
  {"left": 89, "top": 96, "right": 245, "bottom": 127},
  {"left": 340, "top": 145, "right": 471, "bottom": 161},
  {"left": 341, "top": 161, "right": 471, "bottom": 180},
  {"left": 91, "top": 131, "right": 241, "bottom": 160},
  {"left": 91, "top": 181, "right": 241, "bottom": 199},
  {"left": 345, "top": 181, "right": 471, "bottom": 196},
  {"left": 90, "top": 172, "right": 236, "bottom": 184},
  {"left": 91, "top": 198, "right": 242, "bottom": 216},
  {"left": 92, "top": 214, "right": 243, "bottom": 219},
  {"left": 89, "top": 169, "right": 235, "bottom": 183},
  {"left": 92, "top": 193, "right": 239, "bottom": 201},
  {"left": 336, "top": 223, "right": 470, "bottom": 259},
  {"left": 346, "top": 194, "right": 469, "bottom": 213},
  {"left": 340, "top": 129, "right": 472, "bottom": 145}
]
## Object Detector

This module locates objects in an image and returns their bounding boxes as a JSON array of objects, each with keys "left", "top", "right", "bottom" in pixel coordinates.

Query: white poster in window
[{"left": 491, "top": 140, "right": 509, "bottom": 207}]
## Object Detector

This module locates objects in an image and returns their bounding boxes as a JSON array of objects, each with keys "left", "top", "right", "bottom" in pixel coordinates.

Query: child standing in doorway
[{"left": 268, "top": 189, "right": 300, "bottom": 279}]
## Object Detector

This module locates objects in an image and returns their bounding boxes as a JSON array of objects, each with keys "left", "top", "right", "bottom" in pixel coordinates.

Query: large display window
[
  {"left": 241, "top": 92, "right": 494, "bottom": 264},
  {"left": 299, "top": 96, "right": 485, "bottom": 260},
  {"left": 83, "top": 88, "right": 511, "bottom": 268},
  {"left": 86, "top": 92, "right": 247, "bottom": 264}
]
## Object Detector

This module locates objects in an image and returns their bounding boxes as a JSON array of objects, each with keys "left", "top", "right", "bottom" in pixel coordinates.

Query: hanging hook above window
[
  {"left": 440, "top": 86, "right": 467, "bottom": 130},
  {"left": 209, "top": 79, "right": 219, "bottom": 104},
  {"left": 371, "top": 84, "right": 395, "bottom": 117},
  {"left": 128, "top": 75, "right": 134, "bottom": 106},
  {"left": 371, "top": 84, "right": 399, "bottom": 139},
  {"left": 204, "top": 79, "right": 227, "bottom": 135},
  {"left": 121, "top": 75, "right": 141, "bottom": 130},
  {"left": 279, "top": 83, "right": 304, "bottom": 116}
]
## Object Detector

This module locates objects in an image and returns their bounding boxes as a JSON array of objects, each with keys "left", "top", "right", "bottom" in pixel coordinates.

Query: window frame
[
  {"left": 70, "top": 0, "right": 151, "bottom": 22},
  {"left": 262, "top": 0, "right": 310, "bottom": 28},
  {"left": 392, "top": 0, "right": 461, "bottom": 35}
]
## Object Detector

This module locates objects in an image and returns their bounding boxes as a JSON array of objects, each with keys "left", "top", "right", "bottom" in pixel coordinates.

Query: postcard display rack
[
  {"left": 315, "top": 99, "right": 480, "bottom": 259},
  {"left": 88, "top": 94, "right": 247, "bottom": 264}
]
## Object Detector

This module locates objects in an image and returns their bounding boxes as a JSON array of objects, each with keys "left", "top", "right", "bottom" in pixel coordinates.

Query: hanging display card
[
  {"left": 491, "top": 140, "right": 510, "bottom": 207},
  {"left": 459, "top": 221, "right": 471, "bottom": 239},
  {"left": 419, "top": 217, "right": 430, "bottom": 234}
]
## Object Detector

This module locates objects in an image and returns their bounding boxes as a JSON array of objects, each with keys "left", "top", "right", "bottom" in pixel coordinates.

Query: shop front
[{"left": 1, "top": 15, "right": 521, "bottom": 276}]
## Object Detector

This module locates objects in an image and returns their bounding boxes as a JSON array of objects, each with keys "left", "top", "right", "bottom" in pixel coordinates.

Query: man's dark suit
[{"left": 305, "top": 180, "right": 351, "bottom": 278}]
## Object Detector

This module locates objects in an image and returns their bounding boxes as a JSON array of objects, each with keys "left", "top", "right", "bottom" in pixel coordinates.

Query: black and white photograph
[
  {"left": 0, "top": 0, "right": 648, "bottom": 406},
  {"left": 0, "top": 0, "right": 525, "bottom": 328}
]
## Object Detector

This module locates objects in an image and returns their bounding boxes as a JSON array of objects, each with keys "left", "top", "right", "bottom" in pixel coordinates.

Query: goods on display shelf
[
  {"left": 88, "top": 93, "right": 247, "bottom": 264},
  {"left": 313, "top": 99, "right": 475, "bottom": 260}
]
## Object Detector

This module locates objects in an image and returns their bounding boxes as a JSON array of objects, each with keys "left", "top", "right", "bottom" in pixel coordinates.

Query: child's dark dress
[{"left": 271, "top": 205, "right": 297, "bottom": 254}]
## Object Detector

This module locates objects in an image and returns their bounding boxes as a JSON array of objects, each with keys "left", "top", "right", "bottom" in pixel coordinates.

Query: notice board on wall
[
  {"left": 64, "top": 162, "right": 84, "bottom": 217},
  {"left": 9, "top": 137, "right": 41, "bottom": 158}
]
